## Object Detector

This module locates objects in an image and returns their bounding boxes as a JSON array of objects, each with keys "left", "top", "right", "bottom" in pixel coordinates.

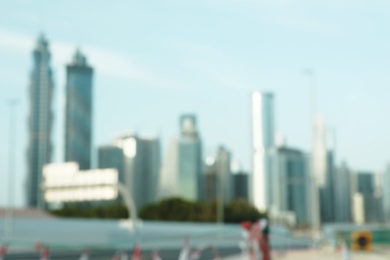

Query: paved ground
[{"left": 225, "top": 250, "right": 389, "bottom": 260}]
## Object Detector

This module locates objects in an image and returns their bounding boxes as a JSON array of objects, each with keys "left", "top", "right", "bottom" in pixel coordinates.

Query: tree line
[{"left": 50, "top": 197, "right": 266, "bottom": 223}]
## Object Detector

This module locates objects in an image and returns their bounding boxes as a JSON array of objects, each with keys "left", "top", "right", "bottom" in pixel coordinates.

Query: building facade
[
  {"left": 356, "top": 172, "right": 383, "bottom": 223},
  {"left": 178, "top": 114, "right": 203, "bottom": 200},
  {"left": 203, "top": 146, "right": 232, "bottom": 203},
  {"left": 115, "top": 134, "right": 160, "bottom": 209},
  {"left": 98, "top": 145, "right": 125, "bottom": 184},
  {"left": 312, "top": 116, "right": 336, "bottom": 224},
  {"left": 64, "top": 49, "right": 93, "bottom": 170},
  {"left": 27, "top": 34, "right": 54, "bottom": 208},
  {"left": 43, "top": 162, "right": 118, "bottom": 206},
  {"left": 232, "top": 172, "right": 249, "bottom": 200},
  {"left": 383, "top": 164, "right": 390, "bottom": 221},
  {"left": 319, "top": 150, "right": 335, "bottom": 223},
  {"left": 333, "top": 162, "right": 352, "bottom": 223},
  {"left": 158, "top": 138, "right": 179, "bottom": 199},
  {"left": 251, "top": 91, "right": 275, "bottom": 212},
  {"left": 273, "top": 147, "right": 311, "bottom": 226}
]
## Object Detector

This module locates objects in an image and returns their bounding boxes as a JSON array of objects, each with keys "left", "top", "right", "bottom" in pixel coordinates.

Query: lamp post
[
  {"left": 5, "top": 99, "right": 19, "bottom": 237},
  {"left": 304, "top": 69, "right": 321, "bottom": 233}
]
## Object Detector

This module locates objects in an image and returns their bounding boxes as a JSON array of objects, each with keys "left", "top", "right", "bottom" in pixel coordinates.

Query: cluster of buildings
[{"left": 26, "top": 34, "right": 389, "bottom": 227}]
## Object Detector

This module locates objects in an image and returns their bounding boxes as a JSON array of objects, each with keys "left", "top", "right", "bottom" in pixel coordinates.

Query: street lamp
[
  {"left": 303, "top": 69, "right": 321, "bottom": 233},
  {"left": 5, "top": 99, "right": 19, "bottom": 237}
]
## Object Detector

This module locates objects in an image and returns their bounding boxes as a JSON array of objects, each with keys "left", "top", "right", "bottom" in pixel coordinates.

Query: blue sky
[{"left": 1, "top": 0, "right": 390, "bottom": 207}]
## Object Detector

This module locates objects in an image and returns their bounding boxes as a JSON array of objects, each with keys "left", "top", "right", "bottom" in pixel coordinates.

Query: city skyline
[{"left": 2, "top": 0, "right": 390, "bottom": 207}]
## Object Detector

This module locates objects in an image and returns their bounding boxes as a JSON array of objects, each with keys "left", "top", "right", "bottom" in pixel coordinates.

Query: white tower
[{"left": 251, "top": 91, "right": 275, "bottom": 212}]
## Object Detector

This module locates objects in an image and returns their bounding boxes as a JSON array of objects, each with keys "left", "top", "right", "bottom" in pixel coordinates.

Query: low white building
[{"left": 43, "top": 162, "right": 119, "bottom": 204}]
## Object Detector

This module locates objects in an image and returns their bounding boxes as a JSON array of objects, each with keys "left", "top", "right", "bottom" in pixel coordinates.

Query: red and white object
[
  {"left": 152, "top": 251, "right": 162, "bottom": 260},
  {"left": 178, "top": 238, "right": 190, "bottom": 260},
  {"left": 40, "top": 247, "right": 50, "bottom": 260},
  {"left": 189, "top": 249, "right": 201, "bottom": 260},
  {"left": 132, "top": 244, "right": 141, "bottom": 260},
  {"left": 79, "top": 250, "right": 89, "bottom": 260},
  {"left": 0, "top": 244, "right": 8, "bottom": 260},
  {"left": 120, "top": 251, "right": 129, "bottom": 260},
  {"left": 111, "top": 255, "right": 120, "bottom": 260},
  {"left": 34, "top": 242, "right": 42, "bottom": 252},
  {"left": 342, "top": 240, "right": 350, "bottom": 260}
]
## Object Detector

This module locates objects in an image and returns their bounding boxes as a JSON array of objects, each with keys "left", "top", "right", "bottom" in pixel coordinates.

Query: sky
[{"left": 1, "top": 0, "right": 390, "bottom": 207}]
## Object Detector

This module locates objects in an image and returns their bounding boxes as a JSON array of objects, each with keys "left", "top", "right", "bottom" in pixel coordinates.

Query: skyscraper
[
  {"left": 203, "top": 146, "right": 232, "bottom": 203},
  {"left": 27, "top": 34, "right": 54, "bottom": 208},
  {"left": 312, "top": 116, "right": 335, "bottom": 223},
  {"left": 383, "top": 164, "right": 390, "bottom": 221},
  {"left": 251, "top": 91, "right": 275, "bottom": 212},
  {"left": 98, "top": 145, "right": 125, "bottom": 183},
  {"left": 115, "top": 134, "right": 160, "bottom": 209},
  {"left": 356, "top": 172, "right": 377, "bottom": 223},
  {"left": 158, "top": 138, "right": 179, "bottom": 199},
  {"left": 232, "top": 172, "right": 249, "bottom": 200},
  {"left": 215, "top": 146, "right": 232, "bottom": 203},
  {"left": 64, "top": 49, "right": 93, "bottom": 170},
  {"left": 178, "top": 114, "right": 203, "bottom": 200},
  {"left": 333, "top": 162, "right": 352, "bottom": 223},
  {"left": 273, "top": 147, "right": 311, "bottom": 226}
]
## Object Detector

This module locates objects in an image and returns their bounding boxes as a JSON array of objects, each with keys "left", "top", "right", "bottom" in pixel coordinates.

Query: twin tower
[{"left": 27, "top": 35, "right": 93, "bottom": 208}]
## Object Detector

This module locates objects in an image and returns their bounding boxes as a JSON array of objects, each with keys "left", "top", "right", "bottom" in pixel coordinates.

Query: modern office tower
[
  {"left": 312, "top": 116, "right": 335, "bottom": 224},
  {"left": 64, "top": 49, "right": 93, "bottom": 170},
  {"left": 27, "top": 34, "right": 54, "bottom": 208},
  {"left": 232, "top": 172, "right": 249, "bottom": 200},
  {"left": 356, "top": 172, "right": 383, "bottom": 223},
  {"left": 158, "top": 138, "right": 179, "bottom": 199},
  {"left": 215, "top": 146, "right": 232, "bottom": 203},
  {"left": 374, "top": 173, "right": 385, "bottom": 222},
  {"left": 98, "top": 145, "right": 125, "bottom": 183},
  {"left": 178, "top": 114, "right": 203, "bottom": 200},
  {"left": 251, "top": 91, "right": 275, "bottom": 212},
  {"left": 115, "top": 134, "right": 161, "bottom": 209},
  {"left": 273, "top": 146, "right": 311, "bottom": 226},
  {"left": 204, "top": 158, "right": 218, "bottom": 201},
  {"left": 383, "top": 164, "right": 390, "bottom": 221},
  {"left": 203, "top": 146, "right": 232, "bottom": 203},
  {"left": 319, "top": 150, "right": 335, "bottom": 223},
  {"left": 333, "top": 162, "right": 352, "bottom": 223}
]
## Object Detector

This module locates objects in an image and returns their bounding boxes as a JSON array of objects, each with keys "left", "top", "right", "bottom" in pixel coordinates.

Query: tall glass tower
[
  {"left": 251, "top": 91, "right": 275, "bottom": 212},
  {"left": 115, "top": 134, "right": 161, "bottom": 209},
  {"left": 178, "top": 114, "right": 203, "bottom": 200},
  {"left": 64, "top": 49, "right": 93, "bottom": 170},
  {"left": 27, "top": 34, "right": 54, "bottom": 208}
]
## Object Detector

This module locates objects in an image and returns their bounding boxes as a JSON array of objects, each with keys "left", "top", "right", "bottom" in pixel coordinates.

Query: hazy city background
[{"left": 2, "top": 0, "right": 390, "bottom": 209}]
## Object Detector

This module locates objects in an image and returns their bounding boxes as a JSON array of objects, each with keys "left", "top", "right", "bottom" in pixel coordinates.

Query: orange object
[{"left": 351, "top": 231, "right": 372, "bottom": 251}]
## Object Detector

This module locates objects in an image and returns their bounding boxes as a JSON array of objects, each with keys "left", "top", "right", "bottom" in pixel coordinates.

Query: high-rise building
[
  {"left": 333, "top": 162, "right": 352, "bottom": 223},
  {"left": 383, "top": 164, "right": 390, "bottom": 221},
  {"left": 356, "top": 172, "right": 383, "bottom": 223},
  {"left": 232, "top": 172, "right": 249, "bottom": 200},
  {"left": 204, "top": 158, "right": 218, "bottom": 201},
  {"left": 273, "top": 147, "right": 311, "bottom": 226},
  {"left": 64, "top": 49, "right": 93, "bottom": 170},
  {"left": 158, "top": 138, "right": 179, "bottom": 199},
  {"left": 319, "top": 150, "right": 335, "bottom": 223},
  {"left": 178, "top": 114, "right": 203, "bottom": 200},
  {"left": 98, "top": 145, "right": 125, "bottom": 183},
  {"left": 115, "top": 134, "right": 160, "bottom": 209},
  {"left": 251, "top": 91, "right": 275, "bottom": 212},
  {"left": 373, "top": 173, "right": 384, "bottom": 222},
  {"left": 215, "top": 146, "right": 232, "bottom": 203},
  {"left": 203, "top": 146, "right": 232, "bottom": 203},
  {"left": 312, "top": 116, "right": 335, "bottom": 224},
  {"left": 27, "top": 34, "right": 54, "bottom": 208}
]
